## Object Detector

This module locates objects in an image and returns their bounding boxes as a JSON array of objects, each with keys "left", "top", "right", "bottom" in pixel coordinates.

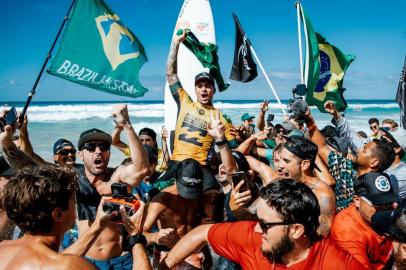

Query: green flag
[
  {"left": 48, "top": 0, "right": 148, "bottom": 98},
  {"left": 300, "top": 6, "right": 355, "bottom": 112},
  {"left": 178, "top": 29, "right": 230, "bottom": 92}
]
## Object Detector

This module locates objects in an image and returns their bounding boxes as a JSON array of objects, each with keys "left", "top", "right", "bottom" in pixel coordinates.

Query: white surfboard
[{"left": 164, "top": 0, "right": 216, "bottom": 155}]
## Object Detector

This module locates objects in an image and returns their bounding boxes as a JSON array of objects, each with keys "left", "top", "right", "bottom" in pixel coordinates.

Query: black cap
[
  {"left": 53, "top": 138, "right": 75, "bottom": 154},
  {"left": 78, "top": 128, "right": 112, "bottom": 150},
  {"left": 139, "top": 127, "right": 157, "bottom": 142},
  {"left": 284, "top": 135, "right": 320, "bottom": 171},
  {"left": 0, "top": 156, "right": 14, "bottom": 177},
  {"left": 143, "top": 144, "right": 158, "bottom": 163},
  {"left": 176, "top": 159, "right": 204, "bottom": 200},
  {"left": 232, "top": 151, "right": 250, "bottom": 172},
  {"left": 355, "top": 172, "right": 399, "bottom": 205},
  {"left": 371, "top": 199, "right": 406, "bottom": 242},
  {"left": 195, "top": 72, "right": 214, "bottom": 86}
]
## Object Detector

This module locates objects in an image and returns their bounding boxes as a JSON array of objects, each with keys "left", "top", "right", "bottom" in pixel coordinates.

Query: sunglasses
[
  {"left": 360, "top": 196, "right": 394, "bottom": 210},
  {"left": 370, "top": 125, "right": 378, "bottom": 130},
  {"left": 82, "top": 142, "right": 110, "bottom": 152},
  {"left": 57, "top": 149, "right": 76, "bottom": 156},
  {"left": 258, "top": 219, "right": 294, "bottom": 233}
]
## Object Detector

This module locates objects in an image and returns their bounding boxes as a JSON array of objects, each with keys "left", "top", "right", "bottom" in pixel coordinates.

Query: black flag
[
  {"left": 396, "top": 56, "right": 406, "bottom": 129},
  {"left": 229, "top": 13, "right": 257, "bottom": 83}
]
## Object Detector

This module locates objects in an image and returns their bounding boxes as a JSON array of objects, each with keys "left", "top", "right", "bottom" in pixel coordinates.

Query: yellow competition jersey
[{"left": 170, "top": 83, "right": 235, "bottom": 165}]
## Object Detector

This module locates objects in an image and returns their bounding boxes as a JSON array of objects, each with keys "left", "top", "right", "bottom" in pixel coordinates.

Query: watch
[
  {"left": 215, "top": 138, "right": 228, "bottom": 147},
  {"left": 123, "top": 234, "right": 147, "bottom": 251}
]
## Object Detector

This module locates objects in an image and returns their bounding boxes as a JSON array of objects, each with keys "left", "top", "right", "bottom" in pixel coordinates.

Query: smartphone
[
  {"left": 231, "top": 172, "right": 249, "bottom": 192},
  {"left": 266, "top": 114, "right": 274, "bottom": 126},
  {"left": 0, "top": 107, "right": 18, "bottom": 132}
]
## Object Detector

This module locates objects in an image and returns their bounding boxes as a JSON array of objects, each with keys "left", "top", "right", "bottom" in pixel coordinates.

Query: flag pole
[
  {"left": 299, "top": 3, "right": 310, "bottom": 89},
  {"left": 295, "top": 1, "right": 304, "bottom": 84},
  {"left": 18, "top": 0, "right": 76, "bottom": 124},
  {"left": 249, "top": 46, "right": 287, "bottom": 115}
]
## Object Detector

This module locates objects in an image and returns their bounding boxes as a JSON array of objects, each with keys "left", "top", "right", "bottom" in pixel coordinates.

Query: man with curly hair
[{"left": 0, "top": 166, "right": 96, "bottom": 269}]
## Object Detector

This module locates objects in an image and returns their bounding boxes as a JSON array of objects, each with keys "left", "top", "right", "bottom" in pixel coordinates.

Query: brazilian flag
[
  {"left": 300, "top": 6, "right": 355, "bottom": 112},
  {"left": 48, "top": 0, "right": 148, "bottom": 98}
]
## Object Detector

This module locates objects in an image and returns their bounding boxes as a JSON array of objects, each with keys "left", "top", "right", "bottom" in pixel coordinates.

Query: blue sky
[{"left": 1, "top": 0, "right": 405, "bottom": 102}]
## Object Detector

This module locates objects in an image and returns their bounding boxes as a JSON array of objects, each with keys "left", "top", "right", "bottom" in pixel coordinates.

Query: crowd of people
[{"left": 0, "top": 29, "right": 405, "bottom": 270}]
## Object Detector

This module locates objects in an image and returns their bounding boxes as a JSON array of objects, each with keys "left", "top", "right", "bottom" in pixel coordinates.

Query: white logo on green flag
[
  {"left": 95, "top": 14, "right": 140, "bottom": 71},
  {"left": 48, "top": 0, "right": 148, "bottom": 98}
]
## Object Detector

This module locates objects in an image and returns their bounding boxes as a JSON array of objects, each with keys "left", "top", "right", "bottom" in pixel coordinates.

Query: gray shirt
[{"left": 386, "top": 162, "right": 406, "bottom": 199}]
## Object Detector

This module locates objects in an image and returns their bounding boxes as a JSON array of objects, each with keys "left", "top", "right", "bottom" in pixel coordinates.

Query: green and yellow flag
[
  {"left": 48, "top": 0, "right": 148, "bottom": 98},
  {"left": 178, "top": 29, "right": 230, "bottom": 92},
  {"left": 300, "top": 5, "right": 355, "bottom": 112}
]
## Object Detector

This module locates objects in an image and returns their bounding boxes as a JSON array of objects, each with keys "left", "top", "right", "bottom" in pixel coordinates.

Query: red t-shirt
[
  {"left": 208, "top": 221, "right": 366, "bottom": 270},
  {"left": 330, "top": 204, "right": 393, "bottom": 270}
]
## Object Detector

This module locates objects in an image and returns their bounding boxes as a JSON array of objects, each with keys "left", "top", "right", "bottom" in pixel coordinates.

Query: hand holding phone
[
  {"left": 229, "top": 172, "right": 252, "bottom": 212},
  {"left": 231, "top": 171, "right": 249, "bottom": 193},
  {"left": 0, "top": 107, "right": 18, "bottom": 132}
]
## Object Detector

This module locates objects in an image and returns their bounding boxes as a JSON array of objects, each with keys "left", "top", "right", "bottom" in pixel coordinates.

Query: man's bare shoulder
[{"left": 0, "top": 240, "right": 96, "bottom": 270}]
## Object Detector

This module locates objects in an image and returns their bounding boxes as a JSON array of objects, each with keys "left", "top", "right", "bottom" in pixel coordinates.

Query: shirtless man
[
  {"left": 72, "top": 104, "right": 149, "bottom": 268},
  {"left": 0, "top": 156, "right": 15, "bottom": 241},
  {"left": 144, "top": 111, "right": 237, "bottom": 268},
  {"left": 0, "top": 104, "right": 150, "bottom": 269},
  {"left": 246, "top": 136, "right": 336, "bottom": 236},
  {"left": 0, "top": 166, "right": 96, "bottom": 270},
  {"left": 143, "top": 159, "right": 204, "bottom": 267}
]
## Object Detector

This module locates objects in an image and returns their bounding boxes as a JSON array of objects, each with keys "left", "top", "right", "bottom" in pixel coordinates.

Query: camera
[
  {"left": 0, "top": 107, "right": 18, "bottom": 132},
  {"left": 103, "top": 183, "right": 140, "bottom": 223},
  {"left": 288, "top": 84, "right": 308, "bottom": 122},
  {"left": 292, "top": 84, "right": 307, "bottom": 99}
]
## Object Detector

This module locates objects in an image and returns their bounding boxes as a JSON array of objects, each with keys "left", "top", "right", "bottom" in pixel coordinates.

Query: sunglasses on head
[
  {"left": 82, "top": 142, "right": 110, "bottom": 152},
  {"left": 57, "top": 149, "right": 76, "bottom": 156},
  {"left": 257, "top": 219, "right": 294, "bottom": 233}
]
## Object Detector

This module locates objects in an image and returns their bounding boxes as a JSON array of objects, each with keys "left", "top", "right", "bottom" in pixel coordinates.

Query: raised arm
[
  {"left": 245, "top": 155, "right": 277, "bottom": 185},
  {"left": 112, "top": 104, "right": 150, "bottom": 186},
  {"left": 0, "top": 125, "right": 36, "bottom": 169},
  {"left": 256, "top": 100, "right": 268, "bottom": 131},
  {"left": 304, "top": 108, "right": 332, "bottom": 165},
  {"left": 111, "top": 126, "right": 129, "bottom": 154},
  {"left": 160, "top": 127, "right": 170, "bottom": 166},
  {"left": 314, "top": 155, "right": 336, "bottom": 186},
  {"left": 158, "top": 224, "right": 212, "bottom": 270},
  {"left": 166, "top": 29, "right": 186, "bottom": 87},
  {"left": 324, "top": 101, "right": 366, "bottom": 153},
  {"left": 208, "top": 110, "right": 237, "bottom": 174}
]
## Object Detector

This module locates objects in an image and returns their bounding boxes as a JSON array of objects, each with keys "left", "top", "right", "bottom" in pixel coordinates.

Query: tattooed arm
[
  {"left": 316, "top": 188, "right": 336, "bottom": 237},
  {"left": 166, "top": 29, "right": 186, "bottom": 86},
  {"left": 0, "top": 125, "right": 36, "bottom": 169}
]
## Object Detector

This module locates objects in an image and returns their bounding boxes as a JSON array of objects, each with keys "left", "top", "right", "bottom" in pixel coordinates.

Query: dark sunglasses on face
[
  {"left": 82, "top": 142, "right": 110, "bottom": 152},
  {"left": 258, "top": 219, "right": 294, "bottom": 233},
  {"left": 370, "top": 125, "right": 378, "bottom": 130},
  {"left": 57, "top": 149, "right": 76, "bottom": 156}
]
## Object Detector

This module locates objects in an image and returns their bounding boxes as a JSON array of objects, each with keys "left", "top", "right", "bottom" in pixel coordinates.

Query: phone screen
[
  {"left": 5, "top": 107, "right": 18, "bottom": 125},
  {"left": 231, "top": 172, "right": 249, "bottom": 192}
]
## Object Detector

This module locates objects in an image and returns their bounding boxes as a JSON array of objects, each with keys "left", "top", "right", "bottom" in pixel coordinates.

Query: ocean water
[{"left": 0, "top": 100, "right": 401, "bottom": 167}]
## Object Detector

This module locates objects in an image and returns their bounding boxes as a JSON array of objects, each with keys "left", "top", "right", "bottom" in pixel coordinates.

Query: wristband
[
  {"left": 124, "top": 234, "right": 147, "bottom": 251},
  {"left": 215, "top": 138, "right": 228, "bottom": 147}
]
